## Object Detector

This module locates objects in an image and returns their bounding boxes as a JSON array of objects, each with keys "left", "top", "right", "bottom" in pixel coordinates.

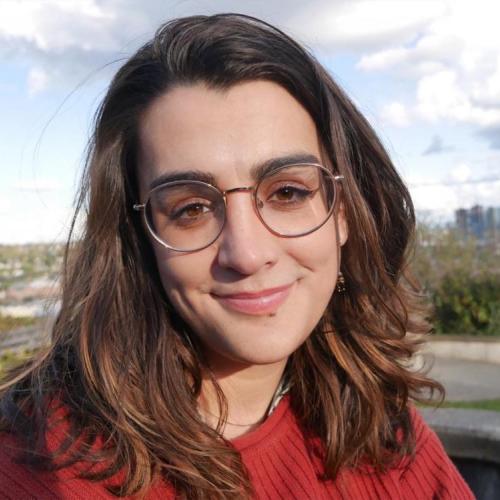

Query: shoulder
[
  {"left": 0, "top": 431, "right": 111, "bottom": 499},
  {"left": 0, "top": 431, "right": 174, "bottom": 499},
  {"left": 398, "top": 406, "right": 475, "bottom": 499},
  {"left": 0, "top": 432, "right": 64, "bottom": 499}
]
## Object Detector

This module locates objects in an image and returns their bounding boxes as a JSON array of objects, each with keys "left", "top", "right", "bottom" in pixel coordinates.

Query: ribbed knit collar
[{"left": 231, "top": 395, "right": 291, "bottom": 451}]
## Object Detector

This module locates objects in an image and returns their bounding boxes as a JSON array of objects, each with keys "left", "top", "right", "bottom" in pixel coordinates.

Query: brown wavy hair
[{"left": 0, "top": 13, "right": 443, "bottom": 499}]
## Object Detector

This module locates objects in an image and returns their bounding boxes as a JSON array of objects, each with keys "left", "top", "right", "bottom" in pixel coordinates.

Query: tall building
[
  {"left": 486, "top": 207, "right": 500, "bottom": 241},
  {"left": 455, "top": 208, "right": 468, "bottom": 236},
  {"left": 469, "top": 205, "right": 485, "bottom": 240},
  {"left": 454, "top": 205, "right": 500, "bottom": 242}
]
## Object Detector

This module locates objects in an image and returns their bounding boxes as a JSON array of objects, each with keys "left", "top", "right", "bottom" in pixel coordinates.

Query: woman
[{"left": 0, "top": 13, "right": 473, "bottom": 500}]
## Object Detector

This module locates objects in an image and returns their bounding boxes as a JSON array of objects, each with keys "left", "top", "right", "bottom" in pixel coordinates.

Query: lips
[{"left": 211, "top": 283, "right": 294, "bottom": 315}]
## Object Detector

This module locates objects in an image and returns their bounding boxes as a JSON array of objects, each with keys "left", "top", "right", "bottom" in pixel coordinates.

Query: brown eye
[
  {"left": 275, "top": 187, "right": 294, "bottom": 201},
  {"left": 267, "top": 185, "right": 313, "bottom": 205},
  {"left": 185, "top": 204, "right": 207, "bottom": 217},
  {"left": 171, "top": 202, "right": 211, "bottom": 220}
]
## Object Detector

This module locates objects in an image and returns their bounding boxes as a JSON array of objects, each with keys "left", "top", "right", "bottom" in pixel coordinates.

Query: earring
[{"left": 336, "top": 271, "right": 346, "bottom": 293}]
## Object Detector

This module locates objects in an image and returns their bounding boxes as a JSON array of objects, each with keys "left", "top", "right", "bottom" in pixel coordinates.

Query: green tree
[
  {"left": 433, "top": 273, "right": 500, "bottom": 335},
  {"left": 412, "top": 222, "right": 500, "bottom": 335}
]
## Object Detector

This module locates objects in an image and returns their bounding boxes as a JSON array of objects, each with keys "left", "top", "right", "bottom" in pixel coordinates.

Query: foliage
[
  {"left": 433, "top": 275, "right": 500, "bottom": 335},
  {"left": 418, "top": 399, "right": 500, "bottom": 412},
  {"left": 0, "top": 314, "right": 37, "bottom": 333},
  {"left": 442, "top": 399, "right": 500, "bottom": 412},
  {"left": 412, "top": 222, "right": 500, "bottom": 336},
  {"left": 0, "top": 243, "right": 64, "bottom": 291},
  {"left": 0, "top": 349, "right": 36, "bottom": 379},
  {"left": 0, "top": 232, "right": 498, "bottom": 338}
]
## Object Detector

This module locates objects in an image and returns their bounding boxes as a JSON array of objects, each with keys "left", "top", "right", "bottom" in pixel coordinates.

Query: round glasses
[{"left": 133, "top": 163, "right": 343, "bottom": 252}]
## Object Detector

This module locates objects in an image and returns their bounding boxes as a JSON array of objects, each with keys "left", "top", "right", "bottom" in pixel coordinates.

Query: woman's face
[{"left": 137, "top": 81, "right": 347, "bottom": 369}]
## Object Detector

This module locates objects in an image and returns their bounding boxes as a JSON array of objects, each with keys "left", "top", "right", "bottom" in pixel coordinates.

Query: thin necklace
[
  {"left": 200, "top": 407, "right": 265, "bottom": 427},
  {"left": 200, "top": 378, "right": 291, "bottom": 427}
]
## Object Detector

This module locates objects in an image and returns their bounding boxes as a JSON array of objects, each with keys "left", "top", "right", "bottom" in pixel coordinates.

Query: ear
[{"left": 336, "top": 201, "right": 348, "bottom": 247}]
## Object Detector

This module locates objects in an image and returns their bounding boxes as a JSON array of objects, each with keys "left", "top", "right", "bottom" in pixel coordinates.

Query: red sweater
[{"left": 0, "top": 398, "right": 474, "bottom": 499}]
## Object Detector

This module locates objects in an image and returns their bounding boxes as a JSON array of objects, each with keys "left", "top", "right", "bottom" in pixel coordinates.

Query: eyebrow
[{"left": 148, "top": 152, "right": 321, "bottom": 191}]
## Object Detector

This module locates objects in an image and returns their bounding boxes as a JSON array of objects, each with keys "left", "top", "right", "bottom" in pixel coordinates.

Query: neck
[{"left": 199, "top": 355, "right": 287, "bottom": 439}]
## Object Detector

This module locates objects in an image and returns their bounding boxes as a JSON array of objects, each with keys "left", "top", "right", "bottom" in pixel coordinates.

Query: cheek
[
  {"left": 292, "top": 220, "right": 339, "bottom": 311},
  {"left": 293, "top": 218, "right": 339, "bottom": 272},
  {"left": 153, "top": 247, "right": 211, "bottom": 305}
]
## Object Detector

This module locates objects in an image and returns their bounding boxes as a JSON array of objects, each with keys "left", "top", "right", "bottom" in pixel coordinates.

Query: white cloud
[
  {"left": 0, "top": 196, "right": 12, "bottom": 215},
  {"left": 358, "top": 47, "right": 408, "bottom": 71},
  {"left": 0, "top": 0, "right": 114, "bottom": 52},
  {"left": 13, "top": 179, "right": 63, "bottom": 192},
  {"left": 0, "top": 188, "right": 73, "bottom": 244},
  {"left": 422, "top": 135, "right": 454, "bottom": 155},
  {"left": 27, "top": 67, "right": 49, "bottom": 96},
  {"left": 7, "top": 0, "right": 495, "bottom": 141},
  {"left": 358, "top": 0, "right": 500, "bottom": 139},
  {"left": 358, "top": 27, "right": 461, "bottom": 76},
  {"left": 0, "top": 207, "right": 72, "bottom": 244},
  {"left": 409, "top": 181, "right": 458, "bottom": 215},
  {"left": 0, "top": 0, "right": 142, "bottom": 93},
  {"left": 286, "top": 0, "right": 446, "bottom": 49},
  {"left": 479, "top": 125, "right": 500, "bottom": 150},
  {"left": 410, "top": 181, "right": 498, "bottom": 216},
  {"left": 0, "top": 0, "right": 495, "bottom": 98},
  {"left": 415, "top": 69, "right": 500, "bottom": 127},
  {"left": 0, "top": 0, "right": 452, "bottom": 94},
  {"left": 416, "top": 70, "right": 466, "bottom": 122},
  {"left": 450, "top": 163, "right": 471, "bottom": 183},
  {"left": 452, "top": 180, "right": 500, "bottom": 210},
  {"left": 380, "top": 101, "right": 411, "bottom": 127},
  {"left": 407, "top": 160, "right": 500, "bottom": 216}
]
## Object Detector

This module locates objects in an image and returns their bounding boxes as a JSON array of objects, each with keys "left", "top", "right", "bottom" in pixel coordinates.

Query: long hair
[{"left": 0, "top": 13, "right": 443, "bottom": 499}]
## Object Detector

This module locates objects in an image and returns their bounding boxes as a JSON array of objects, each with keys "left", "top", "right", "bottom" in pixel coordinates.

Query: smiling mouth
[{"left": 211, "top": 283, "right": 295, "bottom": 316}]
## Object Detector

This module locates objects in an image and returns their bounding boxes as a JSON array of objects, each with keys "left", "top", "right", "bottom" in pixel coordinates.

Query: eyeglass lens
[{"left": 145, "top": 164, "right": 336, "bottom": 251}]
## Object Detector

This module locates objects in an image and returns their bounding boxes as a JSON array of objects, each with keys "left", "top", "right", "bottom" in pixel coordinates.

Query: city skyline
[{"left": 455, "top": 204, "right": 500, "bottom": 242}]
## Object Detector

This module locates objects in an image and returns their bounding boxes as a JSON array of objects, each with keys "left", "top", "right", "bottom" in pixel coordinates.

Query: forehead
[{"left": 137, "top": 80, "right": 322, "bottom": 193}]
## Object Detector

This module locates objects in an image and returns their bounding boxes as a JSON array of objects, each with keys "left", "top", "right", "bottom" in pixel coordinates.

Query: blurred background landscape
[{"left": 0, "top": 1, "right": 499, "bottom": 495}]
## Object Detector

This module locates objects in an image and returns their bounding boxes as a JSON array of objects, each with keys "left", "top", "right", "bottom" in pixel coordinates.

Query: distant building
[
  {"left": 4, "top": 277, "right": 60, "bottom": 303},
  {"left": 469, "top": 205, "right": 485, "bottom": 239},
  {"left": 455, "top": 208, "right": 468, "bottom": 236},
  {"left": 486, "top": 207, "right": 500, "bottom": 241},
  {"left": 0, "top": 299, "right": 60, "bottom": 318},
  {"left": 454, "top": 205, "right": 500, "bottom": 242}
]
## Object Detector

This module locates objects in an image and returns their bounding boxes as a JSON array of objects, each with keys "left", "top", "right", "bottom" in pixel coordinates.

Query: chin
[
  {"left": 205, "top": 328, "right": 311, "bottom": 367},
  {"left": 232, "top": 350, "right": 292, "bottom": 366}
]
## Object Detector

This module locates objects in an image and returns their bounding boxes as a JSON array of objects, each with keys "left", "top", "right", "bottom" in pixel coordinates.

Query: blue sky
[{"left": 1, "top": 0, "right": 499, "bottom": 244}]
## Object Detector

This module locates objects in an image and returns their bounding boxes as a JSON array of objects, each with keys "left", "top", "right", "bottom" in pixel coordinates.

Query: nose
[{"left": 216, "top": 193, "right": 280, "bottom": 275}]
